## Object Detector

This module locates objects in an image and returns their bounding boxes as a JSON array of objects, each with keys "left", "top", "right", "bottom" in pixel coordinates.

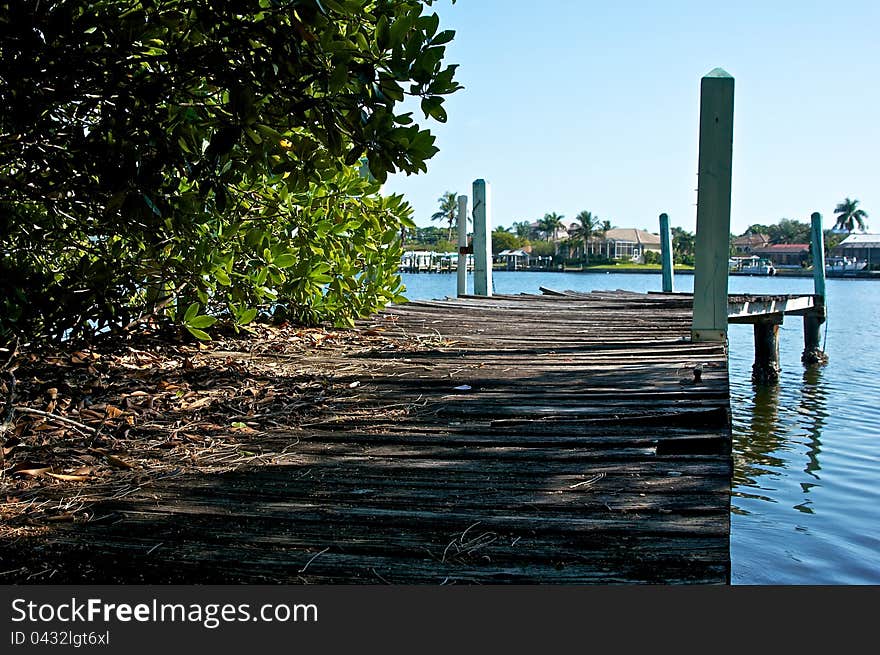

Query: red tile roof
[{"left": 752, "top": 243, "right": 809, "bottom": 253}]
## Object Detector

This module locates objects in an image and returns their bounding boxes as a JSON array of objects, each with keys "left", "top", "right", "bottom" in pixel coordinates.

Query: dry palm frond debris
[{"left": 0, "top": 321, "right": 422, "bottom": 536}]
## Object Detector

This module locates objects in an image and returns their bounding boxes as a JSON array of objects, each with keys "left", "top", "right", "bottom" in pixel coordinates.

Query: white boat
[
  {"left": 733, "top": 256, "right": 776, "bottom": 276},
  {"left": 825, "top": 257, "right": 867, "bottom": 275}
]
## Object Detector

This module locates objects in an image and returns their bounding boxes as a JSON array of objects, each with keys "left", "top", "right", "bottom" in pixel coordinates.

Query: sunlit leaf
[
  {"left": 185, "top": 326, "right": 212, "bottom": 341},
  {"left": 187, "top": 315, "right": 217, "bottom": 329}
]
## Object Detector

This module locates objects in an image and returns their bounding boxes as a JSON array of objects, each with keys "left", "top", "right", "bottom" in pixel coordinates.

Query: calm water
[{"left": 400, "top": 271, "right": 880, "bottom": 584}]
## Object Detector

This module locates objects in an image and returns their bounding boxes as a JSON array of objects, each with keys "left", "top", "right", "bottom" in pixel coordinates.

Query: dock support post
[
  {"left": 660, "top": 212, "right": 674, "bottom": 293},
  {"left": 691, "top": 69, "right": 734, "bottom": 343},
  {"left": 473, "top": 179, "right": 492, "bottom": 297},
  {"left": 803, "top": 211, "right": 829, "bottom": 365},
  {"left": 802, "top": 312, "right": 827, "bottom": 365},
  {"left": 753, "top": 318, "right": 782, "bottom": 384},
  {"left": 456, "top": 195, "right": 468, "bottom": 297},
  {"left": 810, "top": 212, "right": 827, "bottom": 299}
]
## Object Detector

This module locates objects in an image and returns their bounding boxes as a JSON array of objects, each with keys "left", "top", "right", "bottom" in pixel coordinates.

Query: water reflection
[
  {"left": 733, "top": 382, "right": 785, "bottom": 489},
  {"left": 733, "top": 366, "right": 829, "bottom": 514},
  {"left": 799, "top": 367, "right": 827, "bottom": 483}
]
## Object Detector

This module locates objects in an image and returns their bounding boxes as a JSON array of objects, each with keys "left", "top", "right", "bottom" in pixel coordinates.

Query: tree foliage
[
  {"left": 528, "top": 240, "right": 556, "bottom": 258},
  {"left": 430, "top": 190, "right": 459, "bottom": 242},
  {"left": 739, "top": 219, "right": 809, "bottom": 244},
  {"left": 0, "top": 0, "right": 461, "bottom": 345},
  {"left": 511, "top": 220, "right": 535, "bottom": 240},
  {"left": 742, "top": 224, "right": 771, "bottom": 236},
  {"left": 537, "top": 213, "right": 564, "bottom": 241},
  {"left": 834, "top": 198, "right": 868, "bottom": 233},
  {"left": 569, "top": 210, "right": 598, "bottom": 260},
  {"left": 405, "top": 225, "right": 449, "bottom": 246},
  {"left": 823, "top": 229, "right": 845, "bottom": 253},
  {"left": 672, "top": 227, "right": 695, "bottom": 266},
  {"left": 770, "top": 218, "right": 810, "bottom": 244},
  {"left": 491, "top": 228, "right": 522, "bottom": 254},
  {"left": 642, "top": 250, "right": 662, "bottom": 265}
]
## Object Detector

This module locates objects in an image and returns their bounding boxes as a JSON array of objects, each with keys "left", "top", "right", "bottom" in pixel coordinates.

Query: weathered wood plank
[{"left": 4, "top": 291, "right": 733, "bottom": 584}]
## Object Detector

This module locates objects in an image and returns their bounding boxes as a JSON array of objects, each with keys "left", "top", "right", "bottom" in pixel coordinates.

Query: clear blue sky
[{"left": 382, "top": 0, "right": 879, "bottom": 235}]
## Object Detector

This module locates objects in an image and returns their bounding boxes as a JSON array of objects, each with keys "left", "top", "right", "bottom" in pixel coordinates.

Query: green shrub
[{"left": 0, "top": 1, "right": 460, "bottom": 345}]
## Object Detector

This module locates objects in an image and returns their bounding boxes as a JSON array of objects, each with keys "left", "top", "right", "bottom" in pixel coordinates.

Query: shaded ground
[{"left": 1, "top": 320, "right": 421, "bottom": 553}]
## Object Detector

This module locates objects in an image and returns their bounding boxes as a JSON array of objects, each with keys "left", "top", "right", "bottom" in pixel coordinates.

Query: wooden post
[
  {"left": 802, "top": 312, "right": 828, "bottom": 365},
  {"left": 660, "top": 212, "right": 674, "bottom": 293},
  {"left": 456, "top": 195, "right": 468, "bottom": 297},
  {"left": 472, "top": 179, "right": 492, "bottom": 297},
  {"left": 691, "top": 68, "right": 734, "bottom": 343},
  {"left": 803, "top": 212, "right": 829, "bottom": 365},
  {"left": 810, "top": 212, "right": 826, "bottom": 298},
  {"left": 752, "top": 318, "right": 781, "bottom": 384}
]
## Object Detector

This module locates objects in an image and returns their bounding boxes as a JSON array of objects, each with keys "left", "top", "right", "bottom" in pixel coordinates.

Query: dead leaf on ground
[
  {"left": 104, "top": 405, "right": 124, "bottom": 418},
  {"left": 105, "top": 454, "right": 135, "bottom": 469},
  {"left": 2, "top": 442, "right": 19, "bottom": 457},
  {"left": 181, "top": 395, "right": 213, "bottom": 411},
  {"left": 86, "top": 449, "right": 134, "bottom": 469},
  {"left": 11, "top": 465, "right": 52, "bottom": 477},
  {"left": 33, "top": 423, "right": 62, "bottom": 432},
  {"left": 45, "top": 472, "right": 90, "bottom": 482}
]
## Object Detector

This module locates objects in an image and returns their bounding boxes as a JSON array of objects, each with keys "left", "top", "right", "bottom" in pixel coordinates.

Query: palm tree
[
  {"left": 538, "top": 212, "right": 565, "bottom": 241},
  {"left": 569, "top": 210, "right": 598, "bottom": 261},
  {"left": 595, "top": 219, "right": 613, "bottom": 259},
  {"left": 512, "top": 220, "right": 533, "bottom": 240},
  {"left": 834, "top": 198, "right": 868, "bottom": 233},
  {"left": 431, "top": 191, "right": 459, "bottom": 242}
]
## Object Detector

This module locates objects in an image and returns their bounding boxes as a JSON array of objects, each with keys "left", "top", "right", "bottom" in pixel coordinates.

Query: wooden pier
[
  {"left": 2, "top": 291, "right": 734, "bottom": 584},
  {"left": 0, "top": 69, "right": 828, "bottom": 585}
]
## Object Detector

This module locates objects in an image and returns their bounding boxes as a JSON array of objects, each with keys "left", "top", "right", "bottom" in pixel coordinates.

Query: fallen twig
[
  {"left": 569, "top": 472, "right": 606, "bottom": 489},
  {"left": 298, "top": 546, "right": 329, "bottom": 574},
  {"left": 13, "top": 407, "right": 97, "bottom": 434}
]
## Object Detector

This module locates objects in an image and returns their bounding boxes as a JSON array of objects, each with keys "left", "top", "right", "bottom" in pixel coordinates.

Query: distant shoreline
[{"left": 403, "top": 266, "right": 880, "bottom": 280}]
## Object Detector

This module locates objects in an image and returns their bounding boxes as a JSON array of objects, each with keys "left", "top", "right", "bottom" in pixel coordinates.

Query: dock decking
[{"left": 4, "top": 291, "right": 733, "bottom": 584}]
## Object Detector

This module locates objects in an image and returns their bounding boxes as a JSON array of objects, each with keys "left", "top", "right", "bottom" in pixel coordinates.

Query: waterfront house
[
  {"left": 750, "top": 243, "right": 810, "bottom": 269},
  {"left": 832, "top": 233, "right": 880, "bottom": 270},
  {"left": 733, "top": 232, "right": 771, "bottom": 255},
  {"left": 598, "top": 228, "right": 661, "bottom": 263}
]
